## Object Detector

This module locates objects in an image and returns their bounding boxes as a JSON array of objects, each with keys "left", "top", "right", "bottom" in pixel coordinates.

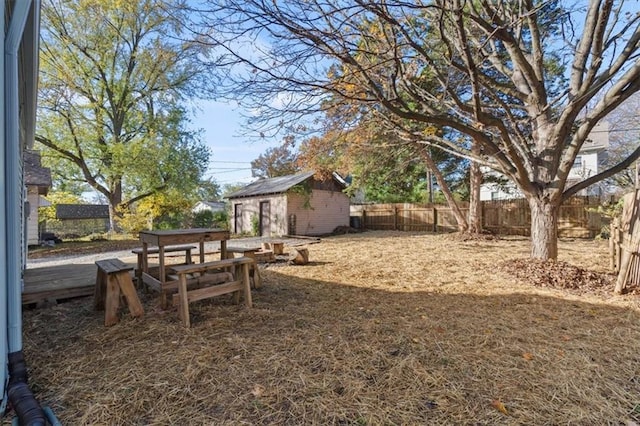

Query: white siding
[
  {"left": 568, "top": 151, "right": 599, "bottom": 180},
  {"left": 287, "top": 190, "right": 350, "bottom": 235}
]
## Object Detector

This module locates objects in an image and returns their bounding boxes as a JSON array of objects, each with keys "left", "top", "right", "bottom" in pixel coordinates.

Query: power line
[{"left": 205, "top": 168, "right": 252, "bottom": 175}]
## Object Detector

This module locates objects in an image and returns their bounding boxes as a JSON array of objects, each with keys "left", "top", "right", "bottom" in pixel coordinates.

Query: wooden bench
[
  {"left": 169, "top": 257, "right": 253, "bottom": 327},
  {"left": 131, "top": 245, "right": 196, "bottom": 287},
  {"left": 226, "top": 246, "right": 262, "bottom": 288},
  {"left": 94, "top": 259, "right": 144, "bottom": 326}
]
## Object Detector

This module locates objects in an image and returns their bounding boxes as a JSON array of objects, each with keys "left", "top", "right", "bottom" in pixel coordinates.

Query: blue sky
[{"left": 190, "top": 100, "right": 282, "bottom": 187}]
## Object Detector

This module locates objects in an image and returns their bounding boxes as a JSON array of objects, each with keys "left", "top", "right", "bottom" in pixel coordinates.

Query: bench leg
[
  {"left": 178, "top": 273, "right": 190, "bottom": 327},
  {"left": 242, "top": 263, "right": 252, "bottom": 308},
  {"left": 251, "top": 261, "right": 261, "bottom": 289},
  {"left": 135, "top": 253, "right": 144, "bottom": 290},
  {"left": 105, "top": 275, "right": 121, "bottom": 326},
  {"left": 232, "top": 264, "right": 241, "bottom": 304},
  {"left": 115, "top": 272, "right": 144, "bottom": 318},
  {"left": 94, "top": 268, "right": 107, "bottom": 310},
  {"left": 160, "top": 290, "right": 169, "bottom": 310}
]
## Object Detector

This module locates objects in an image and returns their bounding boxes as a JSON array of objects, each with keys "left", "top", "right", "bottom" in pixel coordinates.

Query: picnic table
[{"left": 138, "top": 228, "right": 229, "bottom": 307}]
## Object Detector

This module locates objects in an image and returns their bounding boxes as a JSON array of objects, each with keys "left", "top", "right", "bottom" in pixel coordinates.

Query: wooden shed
[{"left": 226, "top": 171, "right": 350, "bottom": 236}]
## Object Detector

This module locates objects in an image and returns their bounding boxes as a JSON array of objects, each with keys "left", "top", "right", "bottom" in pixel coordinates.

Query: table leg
[
  {"left": 159, "top": 245, "right": 167, "bottom": 308},
  {"left": 142, "top": 242, "right": 149, "bottom": 274}
]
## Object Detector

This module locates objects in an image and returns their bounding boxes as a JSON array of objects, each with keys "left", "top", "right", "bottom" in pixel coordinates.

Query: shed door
[
  {"left": 234, "top": 203, "right": 242, "bottom": 234},
  {"left": 259, "top": 201, "right": 270, "bottom": 236}
]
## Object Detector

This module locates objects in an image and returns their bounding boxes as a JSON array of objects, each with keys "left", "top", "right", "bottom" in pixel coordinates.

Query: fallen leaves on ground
[
  {"left": 491, "top": 399, "right": 509, "bottom": 415},
  {"left": 499, "top": 259, "right": 615, "bottom": 295}
]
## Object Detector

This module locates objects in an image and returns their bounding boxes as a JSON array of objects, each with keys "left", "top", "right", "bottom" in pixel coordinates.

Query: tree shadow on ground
[{"left": 19, "top": 267, "right": 640, "bottom": 425}]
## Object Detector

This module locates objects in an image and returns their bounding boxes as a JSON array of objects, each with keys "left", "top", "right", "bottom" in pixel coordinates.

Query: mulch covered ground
[{"left": 14, "top": 231, "right": 640, "bottom": 425}]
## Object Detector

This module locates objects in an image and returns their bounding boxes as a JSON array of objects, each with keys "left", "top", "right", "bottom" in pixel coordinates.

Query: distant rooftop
[
  {"left": 56, "top": 204, "right": 109, "bottom": 220},
  {"left": 24, "top": 150, "right": 51, "bottom": 190}
]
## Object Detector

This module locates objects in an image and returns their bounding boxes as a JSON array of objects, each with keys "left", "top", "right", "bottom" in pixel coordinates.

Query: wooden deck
[
  {"left": 24, "top": 261, "right": 134, "bottom": 305},
  {"left": 22, "top": 250, "right": 226, "bottom": 305}
]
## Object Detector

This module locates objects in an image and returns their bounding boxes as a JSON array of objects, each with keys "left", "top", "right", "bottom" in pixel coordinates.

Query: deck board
[{"left": 23, "top": 262, "right": 135, "bottom": 305}]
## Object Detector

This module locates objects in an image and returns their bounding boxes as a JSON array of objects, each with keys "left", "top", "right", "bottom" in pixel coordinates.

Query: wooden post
[
  {"left": 289, "top": 248, "right": 309, "bottom": 265},
  {"left": 615, "top": 190, "right": 640, "bottom": 294},
  {"left": 609, "top": 219, "right": 618, "bottom": 271},
  {"left": 433, "top": 208, "right": 438, "bottom": 233},
  {"left": 393, "top": 206, "right": 398, "bottom": 231}
]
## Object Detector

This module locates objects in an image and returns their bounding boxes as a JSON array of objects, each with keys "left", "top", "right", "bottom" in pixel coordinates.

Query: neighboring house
[
  {"left": 47, "top": 204, "right": 110, "bottom": 237},
  {"left": 23, "top": 150, "right": 51, "bottom": 245},
  {"left": 192, "top": 201, "right": 226, "bottom": 214},
  {"left": 226, "top": 171, "right": 350, "bottom": 236},
  {"left": 480, "top": 121, "right": 610, "bottom": 201}
]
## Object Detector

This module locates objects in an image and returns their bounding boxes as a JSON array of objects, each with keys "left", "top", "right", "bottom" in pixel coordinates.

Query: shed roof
[
  {"left": 23, "top": 150, "right": 51, "bottom": 189},
  {"left": 226, "top": 171, "right": 316, "bottom": 199},
  {"left": 56, "top": 204, "right": 109, "bottom": 220}
]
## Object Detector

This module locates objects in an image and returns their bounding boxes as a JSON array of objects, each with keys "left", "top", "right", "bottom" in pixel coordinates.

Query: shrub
[
  {"left": 251, "top": 214, "right": 260, "bottom": 236},
  {"left": 193, "top": 210, "right": 215, "bottom": 228}
]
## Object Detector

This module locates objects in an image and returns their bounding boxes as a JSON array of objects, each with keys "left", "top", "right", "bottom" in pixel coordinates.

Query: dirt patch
[{"left": 16, "top": 231, "right": 640, "bottom": 425}]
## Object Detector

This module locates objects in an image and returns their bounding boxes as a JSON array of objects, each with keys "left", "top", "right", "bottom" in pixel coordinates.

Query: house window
[{"left": 572, "top": 156, "right": 583, "bottom": 169}]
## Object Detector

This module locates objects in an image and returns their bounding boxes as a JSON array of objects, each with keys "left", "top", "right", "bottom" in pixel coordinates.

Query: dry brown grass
[{"left": 17, "top": 231, "right": 640, "bottom": 425}]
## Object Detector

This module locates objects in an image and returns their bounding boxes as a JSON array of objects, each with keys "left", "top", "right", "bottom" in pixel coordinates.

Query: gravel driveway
[{"left": 27, "top": 235, "right": 318, "bottom": 268}]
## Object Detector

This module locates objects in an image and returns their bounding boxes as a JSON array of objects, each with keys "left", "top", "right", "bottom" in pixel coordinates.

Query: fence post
[
  {"left": 433, "top": 207, "right": 438, "bottom": 233},
  {"left": 393, "top": 205, "right": 398, "bottom": 231}
]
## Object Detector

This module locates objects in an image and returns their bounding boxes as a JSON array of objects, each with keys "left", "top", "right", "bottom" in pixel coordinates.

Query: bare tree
[
  {"left": 193, "top": 1, "right": 640, "bottom": 260},
  {"left": 599, "top": 92, "right": 640, "bottom": 190}
]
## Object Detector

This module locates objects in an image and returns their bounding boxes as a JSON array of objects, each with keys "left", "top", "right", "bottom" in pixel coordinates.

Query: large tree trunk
[
  {"left": 468, "top": 142, "right": 482, "bottom": 234},
  {"left": 108, "top": 181, "right": 124, "bottom": 233},
  {"left": 528, "top": 197, "right": 559, "bottom": 261}
]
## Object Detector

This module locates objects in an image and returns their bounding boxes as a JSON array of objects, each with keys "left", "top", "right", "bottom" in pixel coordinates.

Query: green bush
[
  {"left": 251, "top": 214, "right": 260, "bottom": 236},
  {"left": 213, "top": 210, "right": 229, "bottom": 230},
  {"left": 193, "top": 210, "right": 215, "bottom": 228}
]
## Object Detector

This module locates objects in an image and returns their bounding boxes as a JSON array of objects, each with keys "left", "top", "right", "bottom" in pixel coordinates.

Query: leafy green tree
[
  {"left": 197, "top": 179, "right": 222, "bottom": 202},
  {"left": 37, "top": 0, "right": 212, "bottom": 231}
]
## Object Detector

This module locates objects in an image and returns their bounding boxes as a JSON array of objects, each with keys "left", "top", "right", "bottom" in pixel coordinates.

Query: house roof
[
  {"left": 199, "top": 201, "right": 226, "bottom": 208},
  {"left": 226, "top": 171, "right": 316, "bottom": 199},
  {"left": 56, "top": 204, "right": 109, "bottom": 220},
  {"left": 23, "top": 150, "right": 51, "bottom": 189}
]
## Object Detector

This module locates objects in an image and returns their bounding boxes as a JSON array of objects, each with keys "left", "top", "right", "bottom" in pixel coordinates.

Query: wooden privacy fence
[
  {"left": 350, "top": 196, "right": 605, "bottom": 238},
  {"left": 610, "top": 190, "right": 640, "bottom": 293}
]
